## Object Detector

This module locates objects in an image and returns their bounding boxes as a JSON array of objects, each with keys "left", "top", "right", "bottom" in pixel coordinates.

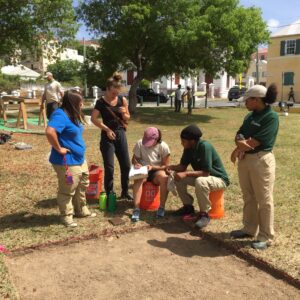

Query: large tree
[
  {"left": 0, "top": 0, "right": 78, "bottom": 59},
  {"left": 78, "top": 0, "right": 269, "bottom": 112}
]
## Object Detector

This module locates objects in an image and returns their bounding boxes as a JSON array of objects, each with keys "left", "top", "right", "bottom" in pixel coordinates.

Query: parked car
[
  {"left": 137, "top": 88, "right": 169, "bottom": 103},
  {"left": 228, "top": 86, "right": 247, "bottom": 101}
]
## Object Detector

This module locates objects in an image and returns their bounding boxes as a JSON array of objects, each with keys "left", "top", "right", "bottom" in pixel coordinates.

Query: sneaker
[
  {"left": 251, "top": 241, "right": 268, "bottom": 250},
  {"left": 65, "top": 222, "right": 78, "bottom": 228},
  {"left": 194, "top": 212, "right": 210, "bottom": 229},
  {"left": 61, "top": 215, "right": 77, "bottom": 227},
  {"left": 156, "top": 207, "right": 165, "bottom": 218},
  {"left": 172, "top": 205, "right": 195, "bottom": 216},
  {"left": 230, "top": 230, "right": 253, "bottom": 239},
  {"left": 76, "top": 206, "right": 97, "bottom": 218},
  {"left": 77, "top": 212, "right": 96, "bottom": 218},
  {"left": 121, "top": 192, "right": 133, "bottom": 200},
  {"left": 131, "top": 208, "right": 140, "bottom": 222}
]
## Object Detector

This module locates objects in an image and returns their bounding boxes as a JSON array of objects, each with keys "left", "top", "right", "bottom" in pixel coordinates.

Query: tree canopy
[
  {"left": 0, "top": 0, "right": 78, "bottom": 59},
  {"left": 48, "top": 60, "right": 83, "bottom": 86},
  {"left": 78, "top": 0, "right": 269, "bottom": 112}
]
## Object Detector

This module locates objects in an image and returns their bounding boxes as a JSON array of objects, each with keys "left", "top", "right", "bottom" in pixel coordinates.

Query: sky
[{"left": 75, "top": 0, "right": 300, "bottom": 40}]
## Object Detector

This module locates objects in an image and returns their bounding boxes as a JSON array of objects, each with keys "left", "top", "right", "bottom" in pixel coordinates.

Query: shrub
[
  {"left": 140, "top": 79, "right": 151, "bottom": 89},
  {"left": 0, "top": 74, "right": 20, "bottom": 93}
]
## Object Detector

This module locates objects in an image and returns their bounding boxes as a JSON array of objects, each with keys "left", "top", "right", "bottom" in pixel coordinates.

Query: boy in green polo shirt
[{"left": 167, "top": 125, "right": 229, "bottom": 229}]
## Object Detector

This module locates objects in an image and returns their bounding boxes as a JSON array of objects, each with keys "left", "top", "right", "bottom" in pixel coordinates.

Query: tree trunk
[{"left": 128, "top": 74, "right": 143, "bottom": 114}]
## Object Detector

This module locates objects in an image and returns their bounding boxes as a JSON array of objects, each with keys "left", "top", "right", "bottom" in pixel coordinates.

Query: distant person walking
[
  {"left": 288, "top": 87, "right": 295, "bottom": 102},
  {"left": 42, "top": 72, "right": 64, "bottom": 119},
  {"left": 182, "top": 86, "right": 193, "bottom": 115},
  {"left": 174, "top": 84, "right": 182, "bottom": 112}
]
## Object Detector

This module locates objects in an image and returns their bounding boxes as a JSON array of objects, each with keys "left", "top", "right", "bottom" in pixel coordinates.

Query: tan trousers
[
  {"left": 238, "top": 151, "right": 275, "bottom": 242},
  {"left": 175, "top": 176, "right": 227, "bottom": 212},
  {"left": 53, "top": 160, "right": 90, "bottom": 219}
]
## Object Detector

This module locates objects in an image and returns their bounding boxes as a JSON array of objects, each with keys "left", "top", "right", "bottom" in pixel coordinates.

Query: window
[
  {"left": 283, "top": 72, "right": 294, "bottom": 85},
  {"left": 286, "top": 40, "right": 296, "bottom": 54},
  {"left": 262, "top": 72, "right": 267, "bottom": 78},
  {"left": 252, "top": 72, "right": 256, "bottom": 78},
  {"left": 260, "top": 55, "right": 265, "bottom": 60},
  {"left": 280, "top": 39, "right": 300, "bottom": 56}
]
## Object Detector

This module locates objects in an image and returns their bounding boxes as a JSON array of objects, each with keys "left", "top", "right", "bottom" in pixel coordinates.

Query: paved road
[{"left": 137, "top": 99, "right": 300, "bottom": 109}]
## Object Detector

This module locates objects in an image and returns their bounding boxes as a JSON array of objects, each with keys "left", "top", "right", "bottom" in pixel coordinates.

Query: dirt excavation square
[{"left": 5, "top": 223, "right": 300, "bottom": 300}]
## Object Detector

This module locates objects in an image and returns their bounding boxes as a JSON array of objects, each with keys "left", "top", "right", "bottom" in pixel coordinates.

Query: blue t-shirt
[{"left": 48, "top": 108, "right": 86, "bottom": 165}]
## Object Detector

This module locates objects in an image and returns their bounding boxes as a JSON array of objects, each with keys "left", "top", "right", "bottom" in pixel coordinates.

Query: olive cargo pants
[
  {"left": 53, "top": 160, "right": 90, "bottom": 221},
  {"left": 238, "top": 151, "right": 276, "bottom": 243}
]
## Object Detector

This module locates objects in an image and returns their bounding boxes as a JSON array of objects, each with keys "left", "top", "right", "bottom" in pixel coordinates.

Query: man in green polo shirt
[{"left": 168, "top": 125, "right": 229, "bottom": 229}]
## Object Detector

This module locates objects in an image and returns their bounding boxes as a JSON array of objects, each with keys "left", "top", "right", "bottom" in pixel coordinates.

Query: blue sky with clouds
[
  {"left": 75, "top": 0, "right": 300, "bottom": 39},
  {"left": 240, "top": 0, "right": 300, "bottom": 32}
]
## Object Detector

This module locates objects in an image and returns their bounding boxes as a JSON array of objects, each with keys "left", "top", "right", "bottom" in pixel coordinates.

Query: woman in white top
[{"left": 131, "top": 127, "right": 170, "bottom": 222}]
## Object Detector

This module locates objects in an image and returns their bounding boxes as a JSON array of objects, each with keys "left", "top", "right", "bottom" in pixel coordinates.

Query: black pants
[
  {"left": 175, "top": 100, "right": 181, "bottom": 112},
  {"left": 100, "top": 128, "right": 130, "bottom": 195},
  {"left": 46, "top": 102, "right": 59, "bottom": 119},
  {"left": 288, "top": 95, "right": 295, "bottom": 102}
]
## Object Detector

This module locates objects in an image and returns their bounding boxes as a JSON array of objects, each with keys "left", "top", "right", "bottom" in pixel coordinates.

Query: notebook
[{"left": 129, "top": 165, "right": 148, "bottom": 180}]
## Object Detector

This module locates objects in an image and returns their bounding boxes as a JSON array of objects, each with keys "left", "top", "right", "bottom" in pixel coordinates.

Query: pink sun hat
[{"left": 142, "top": 127, "right": 159, "bottom": 147}]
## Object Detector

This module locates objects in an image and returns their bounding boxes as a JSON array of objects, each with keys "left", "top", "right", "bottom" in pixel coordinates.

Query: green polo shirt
[
  {"left": 180, "top": 140, "right": 230, "bottom": 186},
  {"left": 237, "top": 106, "right": 279, "bottom": 153}
]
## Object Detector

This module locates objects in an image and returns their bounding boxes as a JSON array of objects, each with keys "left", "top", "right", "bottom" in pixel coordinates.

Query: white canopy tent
[{"left": 1, "top": 65, "right": 41, "bottom": 80}]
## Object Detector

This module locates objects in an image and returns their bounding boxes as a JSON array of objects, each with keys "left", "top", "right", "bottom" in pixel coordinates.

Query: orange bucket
[
  {"left": 208, "top": 189, "right": 224, "bottom": 219},
  {"left": 140, "top": 182, "right": 160, "bottom": 211},
  {"left": 86, "top": 164, "right": 103, "bottom": 200}
]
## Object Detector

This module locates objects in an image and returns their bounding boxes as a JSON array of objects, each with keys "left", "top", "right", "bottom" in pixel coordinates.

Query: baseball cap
[
  {"left": 44, "top": 72, "right": 53, "bottom": 78},
  {"left": 142, "top": 127, "right": 159, "bottom": 147},
  {"left": 243, "top": 85, "right": 267, "bottom": 101}
]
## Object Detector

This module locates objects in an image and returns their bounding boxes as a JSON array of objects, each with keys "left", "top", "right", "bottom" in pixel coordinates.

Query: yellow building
[{"left": 267, "top": 20, "right": 300, "bottom": 102}]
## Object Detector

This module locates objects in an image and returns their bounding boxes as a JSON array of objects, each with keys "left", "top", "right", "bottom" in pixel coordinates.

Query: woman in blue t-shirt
[{"left": 46, "top": 90, "right": 95, "bottom": 227}]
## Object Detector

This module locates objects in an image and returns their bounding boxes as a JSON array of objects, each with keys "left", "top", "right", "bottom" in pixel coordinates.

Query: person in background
[
  {"left": 175, "top": 84, "right": 182, "bottom": 112},
  {"left": 42, "top": 72, "right": 64, "bottom": 119},
  {"left": 46, "top": 91, "right": 96, "bottom": 228},
  {"left": 288, "top": 87, "right": 295, "bottom": 103},
  {"left": 182, "top": 86, "right": 193, "bottom": 115},
  {"left": 91, "top": 73, "right": 132, "bottom": 200},
  {"left": 230, "top": 84, "right": 279, "bottom": 250},
  {"left": 167, "top": 125, "right": 229, "bottom": 229},
  {"left": 131, "top": 127, "right": 170, "bottom": 222}
]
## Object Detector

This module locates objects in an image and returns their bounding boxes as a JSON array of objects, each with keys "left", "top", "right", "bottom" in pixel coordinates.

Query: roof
[
  {"left": 271, "top": 19, "right": 300, "bottom": 38},
  {"left": 1, "top": 65, "right": 41, "bottom": 79},
  {"left": 79, "top": 40, "right": 99, "bottom": 46},
  {"left": 250, "top": 48, "right": 268, "bottom": 60}
]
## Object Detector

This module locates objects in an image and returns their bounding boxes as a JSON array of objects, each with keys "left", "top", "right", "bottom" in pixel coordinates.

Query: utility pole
[
  {"left": 256, "top": 48, "right": 260, "bottom": 84},
  {"left": 83, "top": 38, "right": 88, "bottom": 98}
]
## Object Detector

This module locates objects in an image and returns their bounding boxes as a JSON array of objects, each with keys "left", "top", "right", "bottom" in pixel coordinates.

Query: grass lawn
[{"left": 0, "top": 106, "right": 299, "bottom": 298}]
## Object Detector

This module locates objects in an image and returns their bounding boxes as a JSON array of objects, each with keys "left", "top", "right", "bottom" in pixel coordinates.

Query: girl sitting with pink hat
[{"left": 131, "top": 127, "right": 171, "bottom": 222}]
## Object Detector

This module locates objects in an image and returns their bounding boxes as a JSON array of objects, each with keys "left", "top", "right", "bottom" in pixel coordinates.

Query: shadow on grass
[
  {"left": 190, "top": 230, "right": 253, "bottom": 250},
  {"left": 35, "top": 198, "right": 57, "bottom": 209},
  {"left": 132, "top": 107, "right": 216, "bottom": 126},
  {"left": 0, "top": 211, "right": 60, "bottom": 230}
]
